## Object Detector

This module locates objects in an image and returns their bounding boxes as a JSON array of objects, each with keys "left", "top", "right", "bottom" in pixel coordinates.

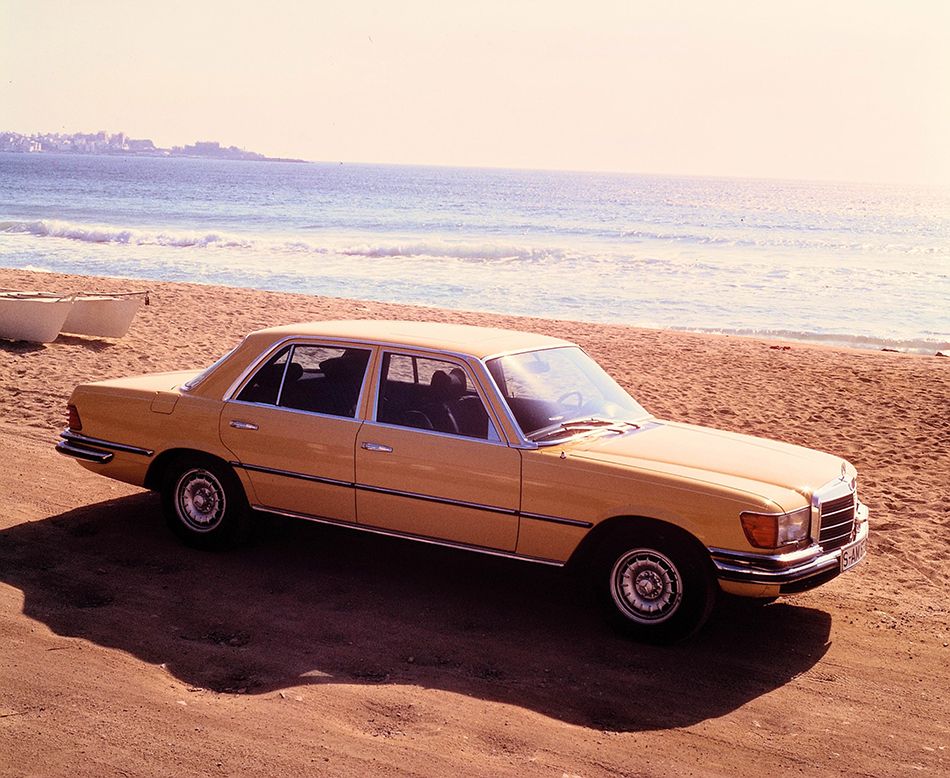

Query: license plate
[{"left": 840, "top": 536, "right": 867, "bottom": 573}]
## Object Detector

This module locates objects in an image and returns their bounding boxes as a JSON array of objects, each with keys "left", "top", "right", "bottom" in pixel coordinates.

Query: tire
[
  {"left": 161, "top": 454, "right": 250, "bottom": 551},
  {"left": 593, "top": 525, "right": 717, "bottom": 644}
]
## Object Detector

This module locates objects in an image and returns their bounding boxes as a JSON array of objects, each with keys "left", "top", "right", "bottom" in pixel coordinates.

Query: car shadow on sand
[{"left": 1, "top": 493, "right": 833, "bottom": 732}]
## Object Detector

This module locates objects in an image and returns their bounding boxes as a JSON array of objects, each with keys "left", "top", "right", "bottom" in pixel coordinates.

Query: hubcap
[
  {"left": 177, "top": 469, "right": 225, "bottom": 532},
  {"left": 610, "top": 548, "right": 683, "bottom": 623}
]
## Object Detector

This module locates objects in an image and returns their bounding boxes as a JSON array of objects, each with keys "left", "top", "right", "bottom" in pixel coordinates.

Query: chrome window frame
[
  {"left": 221, "top": 334, "right": 650, "bottom": 449},
  {"left": 180, "top": 345, "right": 240, "bottom": 393},
  {"left": 224, "top": 336, "right": 375, "bottom": 421},
  {"left": 370, "top": 348, "right": 505, "bottom": 445}
]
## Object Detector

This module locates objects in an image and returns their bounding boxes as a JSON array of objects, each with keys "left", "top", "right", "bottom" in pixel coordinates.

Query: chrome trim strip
[
  {"left": 232, "top": 461, "right": 513, "bottom": 517},
  {"left": 355, "top": 483, "right": 519, "bottom": 516},
  {"left": 232, "top": 459, "right": 596, "bottom": 526},
  {"left": 273, "top": 347, "right": 294, "bottom": 407},
  {"left": 225, "top": 400, "right": 365, "bottom": 423},
  {"left": 251, "top": 504, "right": 565, "bottom": 567},
  {"left": 519, "top": 511, "right": 593, "bottom": 529},
  {"left": 233, "top": 460, "right": 518, "bottom": 517},
  {"left": 59, "top": 430, "right": 154, "bottom": 457},
  {"left": 358, "top": 419, "right": 510, "bottom": 447},
  {"left": 55, "top": 440, "right": 114, "bottom": 464},
  {"left": 231, "top": 461, "right": 353, "bottom": 488}
]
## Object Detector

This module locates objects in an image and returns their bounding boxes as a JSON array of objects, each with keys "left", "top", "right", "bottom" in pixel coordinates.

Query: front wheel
[
  {"left": 161, "top": 455, "right": 250, "bottom": 551},
  {"left": 593, "top": 526, "right": 717, "bottom": 644}
]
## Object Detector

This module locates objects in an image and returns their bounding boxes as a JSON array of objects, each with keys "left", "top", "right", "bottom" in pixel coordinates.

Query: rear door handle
[
  {"left": 361, "top": 442, "right": 393, "bottom": 453},
  {"left": 229, "top": 420, "right": 259, "bottom": 431}
]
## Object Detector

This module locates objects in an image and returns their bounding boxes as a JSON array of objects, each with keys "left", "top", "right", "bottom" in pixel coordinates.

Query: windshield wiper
[{"left": 528, "top": 417, "right": 640, "bottom": 443}]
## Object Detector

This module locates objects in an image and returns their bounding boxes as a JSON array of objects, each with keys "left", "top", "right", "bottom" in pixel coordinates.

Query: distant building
[
  {"left": 127, "top": 138, "right": 156, "bottom": 152},
  {"left": 1, "top": 129, "right": 301, "bottom": 162}
]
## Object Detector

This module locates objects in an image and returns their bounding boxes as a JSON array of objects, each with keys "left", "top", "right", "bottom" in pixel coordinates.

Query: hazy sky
[{"left": 2, "top": 0, "right": 948, "bottom": 185}]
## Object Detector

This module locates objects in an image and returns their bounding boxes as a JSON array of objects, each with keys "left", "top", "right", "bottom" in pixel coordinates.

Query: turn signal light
[{"left": 740, "top": 512, "right": 779, "bottom": 548}]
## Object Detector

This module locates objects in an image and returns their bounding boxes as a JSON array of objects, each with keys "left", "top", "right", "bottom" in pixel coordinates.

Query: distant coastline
[{"left": 0, "top": 130, "right": 306, "bottom": 163}]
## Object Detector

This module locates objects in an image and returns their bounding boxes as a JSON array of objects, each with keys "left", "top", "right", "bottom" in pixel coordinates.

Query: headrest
[
  {"left": 320, "top": 356, "right": 357, "bottom": 379},
  {"left": 430, "top": 369, "right": 463, "bottom": 399},
  {"left": 450, "top": 367, "right": 468, "bottom": 392}
]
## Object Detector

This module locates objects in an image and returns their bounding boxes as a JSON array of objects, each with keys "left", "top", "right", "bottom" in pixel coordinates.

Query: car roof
[{"left": 247, "top": 319, "right": 574, "bottom": 360}]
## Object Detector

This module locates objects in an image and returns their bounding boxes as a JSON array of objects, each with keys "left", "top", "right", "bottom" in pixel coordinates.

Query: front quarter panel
[{"left": 517, "top": 447, "right": 776, "bottom": 563}]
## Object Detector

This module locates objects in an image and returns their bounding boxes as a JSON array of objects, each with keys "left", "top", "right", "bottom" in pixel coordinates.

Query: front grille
[{"left": 819, "top": 492, "right": 856, "bottom": 551}]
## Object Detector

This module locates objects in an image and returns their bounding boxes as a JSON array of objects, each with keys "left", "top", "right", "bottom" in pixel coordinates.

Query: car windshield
[{"left": 485, "top": 347, "right": 650, "bottom": 442}]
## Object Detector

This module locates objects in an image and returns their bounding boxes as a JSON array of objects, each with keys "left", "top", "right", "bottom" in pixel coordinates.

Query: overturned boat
[
  {"left": 0, "top": 290, "right": 149, "bottom": 343},
  {"left": 0, "top": 293, "right": 75, "bottom": 343},
  {"left": 60, "top": 292, "right": 148, "bottom": 338}
]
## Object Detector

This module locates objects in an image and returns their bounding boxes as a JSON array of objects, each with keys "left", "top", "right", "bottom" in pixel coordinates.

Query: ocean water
[{"left": 1, "top": 154, "right": 948, "bottom": 353}]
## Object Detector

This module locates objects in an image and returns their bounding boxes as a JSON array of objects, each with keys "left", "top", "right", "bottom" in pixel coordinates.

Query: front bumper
[{"left": 709, "top": 501, "right": 869, "bottom": 593}]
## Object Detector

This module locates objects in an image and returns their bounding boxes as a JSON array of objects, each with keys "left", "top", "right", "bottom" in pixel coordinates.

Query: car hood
[{"left": 570, "top": 420, "right": 846, "bottom": 503}]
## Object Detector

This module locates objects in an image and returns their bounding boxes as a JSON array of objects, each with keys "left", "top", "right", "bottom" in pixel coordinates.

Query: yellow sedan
[{"left": 57, "top": 320, "right": 868, "bottom": 643}]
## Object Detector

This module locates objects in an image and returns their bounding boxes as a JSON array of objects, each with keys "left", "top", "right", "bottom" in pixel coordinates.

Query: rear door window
[{"left": 237, "top": 344, "right": 371, "bottom": 418}]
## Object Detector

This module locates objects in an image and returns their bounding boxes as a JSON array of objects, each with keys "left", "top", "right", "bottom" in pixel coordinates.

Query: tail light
[{"left": 67, "top": 404, "right": 82, "bottom": 431}]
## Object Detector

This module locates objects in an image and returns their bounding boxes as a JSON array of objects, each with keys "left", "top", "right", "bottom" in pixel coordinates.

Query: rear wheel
[
  {"left": 593, "top": 525, "right": 717, "bottom": 644},
  {"left": 161, "top": 455, "right": 250, "bottom": 551}
]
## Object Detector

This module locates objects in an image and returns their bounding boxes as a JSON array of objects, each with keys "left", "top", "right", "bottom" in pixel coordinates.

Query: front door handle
[
  {"left": 361, "top": 442, "right": 393, "bottom": 453},
  {"left": 229, "top": 420, "right": 259, "bottom": 431}
]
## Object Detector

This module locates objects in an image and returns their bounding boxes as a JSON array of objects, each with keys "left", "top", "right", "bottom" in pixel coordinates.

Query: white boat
[
  {"left": 61, "top": 293, "right": 147, "bottom": 338},
  {"left": 0, "top": 290, "right": 149, "bottom": 343},
  {"left": 0, "top": 293, "right": 75, "bottom": 343}
]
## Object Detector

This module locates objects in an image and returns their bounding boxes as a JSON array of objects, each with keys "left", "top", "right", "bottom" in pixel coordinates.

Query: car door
[
  {"left": 354, "top": 351, "right": 521, "bottom": 551},
  {"left": 219, "top": 341, "right": 373, "bottom": 523}
]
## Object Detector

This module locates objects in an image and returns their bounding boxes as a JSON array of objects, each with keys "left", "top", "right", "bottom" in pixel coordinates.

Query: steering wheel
[{"left": 556, "top": 391, "right": 584, "bottom": 408}]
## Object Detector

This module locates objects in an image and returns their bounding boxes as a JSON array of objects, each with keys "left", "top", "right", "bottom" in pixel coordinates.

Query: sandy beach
[{"left": 1, "top": 266, "right": 948, "bottom": 777}]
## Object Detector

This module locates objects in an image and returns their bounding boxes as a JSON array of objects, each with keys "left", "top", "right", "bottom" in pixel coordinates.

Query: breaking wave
[
  {"left": 0, "top": 219, "right": 569, "bottom": 263},
  {"left": 2, "top": 160, "right": 948, "bottom": 355},
  {"left": 0, "top": 219, "right": 257, "bottom": 250},
  {"left": 676, "top": 327, "right": 950, "bottom": 356}
]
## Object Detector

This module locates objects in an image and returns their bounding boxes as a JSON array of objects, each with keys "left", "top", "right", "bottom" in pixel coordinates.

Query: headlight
[{"left": 740, "top": 506, "right": 811, "bottom": 549}]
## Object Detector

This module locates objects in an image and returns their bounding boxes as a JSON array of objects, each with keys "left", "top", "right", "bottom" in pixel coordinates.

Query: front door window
[{"left": 377, "top": 352, "right": 498, "bottom": 441}]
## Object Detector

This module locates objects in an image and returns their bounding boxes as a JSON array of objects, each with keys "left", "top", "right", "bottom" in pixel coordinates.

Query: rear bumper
[
  {"left": 55, "top": 429, "right": 153, "bottom": 464},
  {"left": 709, "top": 501, "right": 869, "bottom": 592},
  {"left": 56, "top": 438, "right": 114, "bottom": 463}
]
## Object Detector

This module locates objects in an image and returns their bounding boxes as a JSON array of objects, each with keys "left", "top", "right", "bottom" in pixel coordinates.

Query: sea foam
[{"left": 2, "top": 157, "right": 948, "bottom": 353}]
